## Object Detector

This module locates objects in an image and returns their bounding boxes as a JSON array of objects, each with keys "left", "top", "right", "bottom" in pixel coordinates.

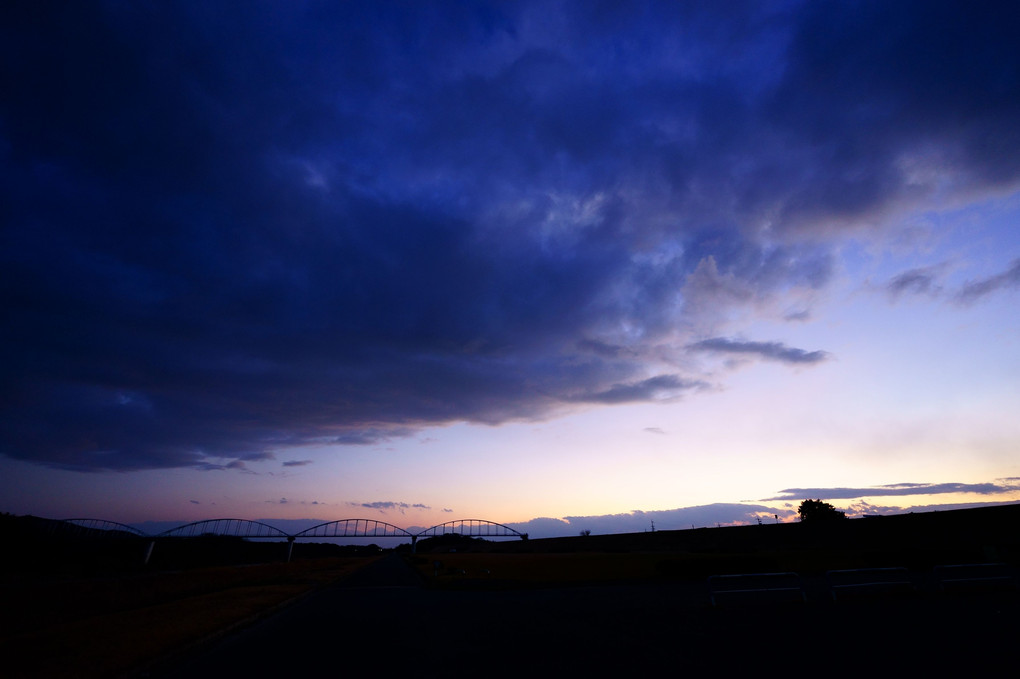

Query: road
[{"left": 151, "top": 554, "right": 1018, "bottom": 676}]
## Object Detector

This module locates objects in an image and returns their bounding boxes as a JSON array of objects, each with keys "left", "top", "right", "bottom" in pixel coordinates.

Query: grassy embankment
[
  {"left": 407, "top": 503, "right": 1020, "bottom": 588},
  {"left": 0, "top": 556, "right": 377, "bottom": 678},
  {"left": 406, "top": 548, "right": 960, "bottom": 588}
]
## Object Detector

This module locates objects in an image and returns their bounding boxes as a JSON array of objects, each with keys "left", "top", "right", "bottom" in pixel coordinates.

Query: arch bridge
[{"left": 44, "top": 516, "right": 528, "bottom": 561}]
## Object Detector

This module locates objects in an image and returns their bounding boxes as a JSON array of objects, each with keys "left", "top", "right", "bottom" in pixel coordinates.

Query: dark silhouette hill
[
  {"left": 0, "top": 513, "right": 377, "bottom": 575},
  {"left": 482, "top": 503, "right": 1020, "bottom": 573},
  {"left": 3, "top": 503, "right": 1018, "bottom": 574},
  {"left": 3, "top": 505, "right": 1018, "bottom": 677}
]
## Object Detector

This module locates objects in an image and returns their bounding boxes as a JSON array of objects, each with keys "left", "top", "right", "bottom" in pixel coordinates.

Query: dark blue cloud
[
  {"left": 766, "top": 480, "right": 1020, "bottom": 501},
  {"left": 353, "top": 501, "right": 431, "bottom": 514},
  {"left": 955, "top": 259, "right": 1020, "bottom": 304},
  {"left": 509, "top": 503, "right": 792, "bottom": 537},
  {"left": 688, "top": 338, "right": 830, "bottom": 365},
  {"left": 2, "top": 1, "right": 1019, "bottom": 470},
  {"left": 568, "top": 375, "right": 709, "bottom": 405},
  {"left": 852, "top": 500, "right": 1020, "bottom": 516},
  {"left": 884, "top": 259, "right": 1019, "bottom": 304},
  {"left": 886, "top": 264, "right": 947, "bottom": 300}
]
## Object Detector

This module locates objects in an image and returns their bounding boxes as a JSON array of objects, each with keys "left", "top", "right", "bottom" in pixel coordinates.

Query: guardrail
[
  {"left": 707, "top": 572, "right": 806, "bottom": 606},
  {"left": 826, "top": 567, "right": 914, "bottom": 601},
  {"left": 708, "top": 563, "right": 1018, "bottom": 606},
  {"left": 934, "top": 563, "right": 1016, "bottom": 593}
]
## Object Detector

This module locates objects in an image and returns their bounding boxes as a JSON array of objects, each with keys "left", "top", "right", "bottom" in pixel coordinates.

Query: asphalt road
[{"left": 152, "top": 554, "right": 1018, "bottom": 677}]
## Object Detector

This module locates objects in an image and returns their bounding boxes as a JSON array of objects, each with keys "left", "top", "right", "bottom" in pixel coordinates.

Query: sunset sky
[{"left": 2, "top": 1, "right": 1018, "bottom": 540}]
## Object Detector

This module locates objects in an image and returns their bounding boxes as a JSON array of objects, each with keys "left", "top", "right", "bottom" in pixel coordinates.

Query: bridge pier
[
  {"left": 410, "top": 536, "right": 417, "bottom": 554},
  {"left": 143, "top": 540, "right": 155, "bottom": 565},
  {"left": 286, "top": 536, "right": 295, "bottom": 562}
]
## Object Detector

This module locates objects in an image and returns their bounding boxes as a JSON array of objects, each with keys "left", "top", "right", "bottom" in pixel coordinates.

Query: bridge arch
[
  {"left": 293, "top": 519, "right": 413, "bottom": 539},
  {"left": 59, "top": 518, "right": 148, "bottom": 538},
  {"left": 156, "top": 519, "right": 289, "bottom": 539},
  {"left": 416, "top": 519, "right": 526, "bottom": 540}
]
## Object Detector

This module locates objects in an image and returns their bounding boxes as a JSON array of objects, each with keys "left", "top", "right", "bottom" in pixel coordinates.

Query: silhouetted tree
[{"left": 798, "top": 499, "right": 847, "bottom": 522}]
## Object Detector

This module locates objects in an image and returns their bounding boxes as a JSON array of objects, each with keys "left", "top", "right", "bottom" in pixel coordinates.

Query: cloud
[
  {"left": 2, "top": 2, "right": 1018, "bottom": 470},
  {"left": 688, "top": 338, "right": 830, "bottom": 365},
  {"left": 351, "top": 501, "right": 432, "bottom": 514},
  {"left": 569, "top": 375, "right": 709, "bottom": 405},
  {"left": 193, "top": 458, "right": 258, "bottom": 473},
  {"left": 766, "top": 481, "right": 1020, "bottom": 501},
  {"left": 955, "top": 259, "right": 1020, "bottom": 304},
  {"left": 189, "top": 500, "right": 200, "bottom": 505},
  {"left": 224, "top": 460, "right": 254, "bottom": 474},
  {"left": 508, "top": 503, "right": 795, "bottom": 537},
  {"left": 510, "top": 491, "right": 1020, "bottom": 537},
  {"left": 282, "top": 460, "right": 313, "bottom": 468},
  {"left": 643, "top": 427, "right": 666, "bottom": 435},
  {"left": 886, "top": 264, "right": 946, "bottom": 300},
  {"left": 576, "top": 339, "right": 637, "bottom": 359},
  {"left": 783, "top": 310, "right": 812, "bottom": 322},
  {"left": 844, "top": 499, "right": 1020, "bottom": 517},
  {"left": 333, "top": 428, "right": 420, "bottom": 446},
  {"left": 505, "top": 517, "right": 573, "bottom": 537},
  {"left": 239, "top": 451, "right": 275, "bottom": 462},
  {"left": 883, "top": 259, "right": 1020, "bottom": 305}
]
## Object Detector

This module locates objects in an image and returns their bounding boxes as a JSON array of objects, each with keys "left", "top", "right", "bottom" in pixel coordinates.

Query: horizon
[
  {"left": 11, "top": 497, "right": 1020, "bottom": 544},
  {"left": 2, "top": 2, "right": 1019, "bottom": 532}
]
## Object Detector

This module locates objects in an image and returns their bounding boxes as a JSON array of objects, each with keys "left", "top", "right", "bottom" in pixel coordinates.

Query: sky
[{"left": 2, "top": 1, "right": 1019, "bottom": 541}]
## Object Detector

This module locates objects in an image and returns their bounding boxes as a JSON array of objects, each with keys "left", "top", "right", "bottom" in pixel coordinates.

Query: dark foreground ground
[
  {"left": 5, "top": 504, "right": 1018, "bottom": 676},
  {"left": 152, "top": 553, "right": 1018, "bottom": 677}
]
